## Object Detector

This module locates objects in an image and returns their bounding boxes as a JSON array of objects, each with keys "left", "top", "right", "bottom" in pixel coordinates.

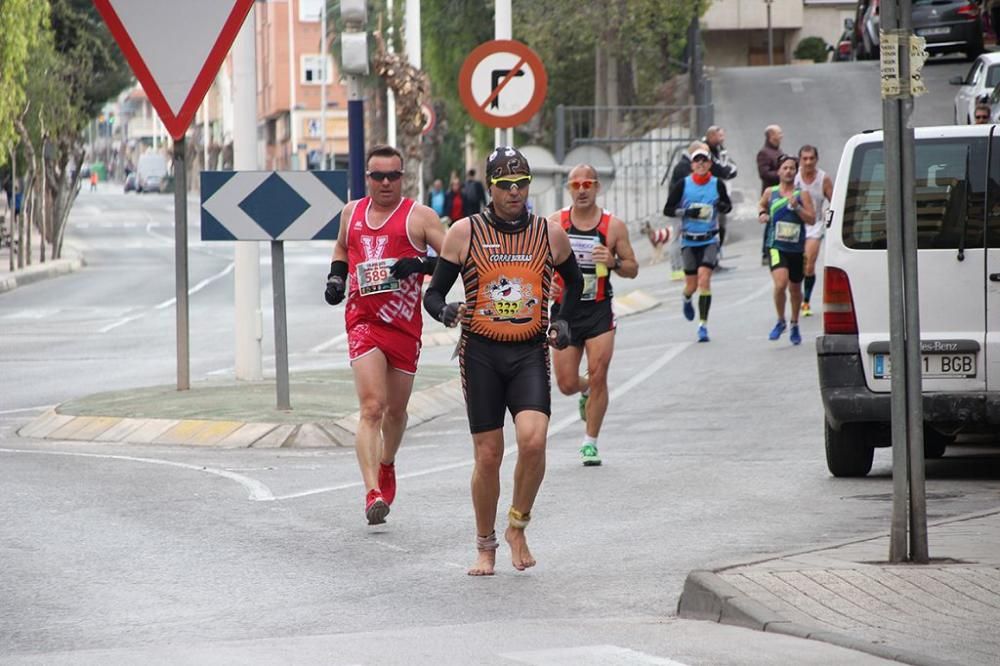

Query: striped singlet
[{"left": 462, "top": 211, "right": 553, "bottom": 342}]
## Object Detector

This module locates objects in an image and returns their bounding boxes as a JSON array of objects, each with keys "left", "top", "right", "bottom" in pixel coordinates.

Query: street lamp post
[{"left": 765, "top": 0, "right": 774, "bottom": 66}]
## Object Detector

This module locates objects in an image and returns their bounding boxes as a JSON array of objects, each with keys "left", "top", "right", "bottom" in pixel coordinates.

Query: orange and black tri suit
[
  {"left": 423, "top": 208, "right": 583, "bottom": 434},
  {"left": 552, "top": 207, "right": 616, "bottom": 346}
]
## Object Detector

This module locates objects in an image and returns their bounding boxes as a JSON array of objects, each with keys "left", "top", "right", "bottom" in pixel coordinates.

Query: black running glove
[
  {"left": 440, "top": 302, "right": 463, "bottom": 328},
  {"left": 548, "top": 319, "right": 571, "bottom": 350},
  {"left": 324, "top": 260, "right": 348, "bottom": 306},
  {"left": 390, "top": 256, "right": 437, "bottom": 280}
]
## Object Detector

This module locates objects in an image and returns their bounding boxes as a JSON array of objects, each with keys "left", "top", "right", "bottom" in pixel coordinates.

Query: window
[
  {"left": 299, "top": 0, "right": 323, "bottom": 22},
  {"left": 987, "top": 66, "right": 1000, "bottom": 89},
  {"left": 843, "top": 139, "right": 991, "bottom": 250},
  {"left": 301, "top": 54, "right": 332, "bottom": 84}
]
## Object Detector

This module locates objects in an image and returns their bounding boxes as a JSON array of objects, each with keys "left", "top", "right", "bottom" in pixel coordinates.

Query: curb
[
  {"left": 677, "top": 570, "right": 964, "bottom": 666},
  {"left": 18, "top": 378, "right": 464, "bottom": 449},
  {"left": 0, "top": 253, "right": 86, "bottom": 294}
]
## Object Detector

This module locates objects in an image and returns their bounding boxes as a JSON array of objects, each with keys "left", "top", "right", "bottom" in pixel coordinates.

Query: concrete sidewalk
[
  {"left": 679, "top": 509, "right": 1000, "bottom": 666},
  {"left": 0, "top": 240, "right": 85, "bottom": 294}
]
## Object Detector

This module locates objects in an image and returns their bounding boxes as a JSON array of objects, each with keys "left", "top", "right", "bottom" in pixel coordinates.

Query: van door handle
[{"left": 991, "top": 274, "right": 1000, "bottom": 282}]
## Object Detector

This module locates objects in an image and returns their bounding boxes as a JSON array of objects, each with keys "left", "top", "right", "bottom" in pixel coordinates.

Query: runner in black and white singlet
[
  {"left": 793, "top": 145, "right": 833, "bottom": 318},
  {"left": 550, "top": 164, "right": 638, "bottom": 467}
]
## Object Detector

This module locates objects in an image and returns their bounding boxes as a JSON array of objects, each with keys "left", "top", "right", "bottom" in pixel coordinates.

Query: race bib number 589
[{"left": 356, "top": 259, "right": 400, "bottom": 296}]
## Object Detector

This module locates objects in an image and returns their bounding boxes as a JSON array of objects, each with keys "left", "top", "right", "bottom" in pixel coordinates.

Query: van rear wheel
[{"left": 825, "top": 421, "right": 875, "bottom": 477}]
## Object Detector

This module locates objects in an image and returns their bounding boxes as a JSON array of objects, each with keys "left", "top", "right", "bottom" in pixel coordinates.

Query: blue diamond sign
[{"left": 200, "top": 170, "right": 348, "bottom": 241}]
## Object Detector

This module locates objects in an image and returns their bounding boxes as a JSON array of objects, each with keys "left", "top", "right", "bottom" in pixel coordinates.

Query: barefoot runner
[
  {"left": 325, "top": 145, "right": 445, "bottom": 525},
  {"left": 423, "top": 146, "right": 583, "bottom": 575}
]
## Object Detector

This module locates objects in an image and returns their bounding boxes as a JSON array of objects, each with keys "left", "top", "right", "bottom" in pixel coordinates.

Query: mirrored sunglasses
[
  {"left": 568, "top": 179, "right": 597, "bottom": 191},
  {"left": 367, "top": 170, "right": 404, "bottom": 182},
  {"left": 492, "top": 175, "right": 532, "bottom": 190}
]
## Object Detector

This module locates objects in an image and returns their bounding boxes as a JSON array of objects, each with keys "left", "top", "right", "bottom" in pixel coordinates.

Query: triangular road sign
[{"left": 94, "top": 0, "right": 255, "bottom": 140}]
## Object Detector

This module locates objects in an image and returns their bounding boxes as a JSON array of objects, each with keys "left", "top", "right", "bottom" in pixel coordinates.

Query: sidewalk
[
  {"left": 0, "top": 233, "right": 85, "bottom": 294},
  {"left": 678, "top": 509, "right": 1000, "bottom": 666}
]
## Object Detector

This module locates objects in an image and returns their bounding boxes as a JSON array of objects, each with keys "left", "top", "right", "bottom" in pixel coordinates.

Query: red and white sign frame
[
  {"left": 93, "top": 0, "right": 255, "bottom": 140},
  {"left": 458, "top": 40, "right": 548, "bottom": 129}
]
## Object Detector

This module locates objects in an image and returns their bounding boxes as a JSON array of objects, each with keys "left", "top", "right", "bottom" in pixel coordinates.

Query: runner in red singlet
[{"left": 325, "top": 145, "right": 445, "bottom": 525}]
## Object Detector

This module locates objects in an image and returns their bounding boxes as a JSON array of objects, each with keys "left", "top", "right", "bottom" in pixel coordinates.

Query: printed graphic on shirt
[{"left": 478, "top": 272, "right": 539, "bottom": 323}]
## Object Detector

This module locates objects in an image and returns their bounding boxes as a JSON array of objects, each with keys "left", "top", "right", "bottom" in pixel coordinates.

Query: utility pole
[
  {"left": 341, "top": 0, "right": 369, "bottom": 198},
  {"left": 880, "top": 0, "right": 929, "bottom": 564},
  {"left": 232, "top": 3, "right": 263, "bottom": 381},
  {"left": 405, "top": 0, "right": 422, "bottom": 200},
  {"left": 765, "top": 0, "right": 774, "bottom": 66},
  {"left": 287, "top": 0, "right": 299, "bottom": 169},
  {"left": 320, "top": 2, "right": 328, "bottom": 169}
]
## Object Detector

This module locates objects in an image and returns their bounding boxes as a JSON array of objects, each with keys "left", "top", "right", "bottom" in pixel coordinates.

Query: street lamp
[
  {"left": 765, "top": 0, "right": 774, "bottom": 67},
  {"left": 340, "top": 0, "right": 369, "bottom": 198}
]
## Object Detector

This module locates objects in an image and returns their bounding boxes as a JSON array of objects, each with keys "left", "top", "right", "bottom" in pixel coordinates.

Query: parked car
[
  {"left": 853, "top": 0, "right": 984, "bottom": 62},
  {"left": 818, "top": 125, "right": 1000, "bottom": 477},
  {"left": 852, "top": 0, "right": 880, "bottom": 60},
  {"left": 123, "top": 173, "right": 137, "bottom": 193},
  {"left": 136, "top": 152, "right": 167, "bottom": 194},
  {"left": 952, "top": 53, "right": 1000, "bottom": 124},
  {"left": 914, "top": 0, "right": 985, "bottom": 60},
  {"left": 833, "top": 19, "right": 854, "bottom": 62}
]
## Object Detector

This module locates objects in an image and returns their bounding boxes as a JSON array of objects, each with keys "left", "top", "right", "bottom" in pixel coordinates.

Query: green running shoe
[
  {"left": 578, "top": 392, "right": 589, "bottom": 422},
  {"left": 580, "top": 443, "right": 602, "bottom": 466}
]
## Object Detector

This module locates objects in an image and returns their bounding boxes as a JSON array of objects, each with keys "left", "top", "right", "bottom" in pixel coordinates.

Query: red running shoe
[
  {"left": 365, "top": 489, "right": 389, "bottom": 525},
  {"left": 379, "top": 462, "right": 396, "bottom": 505}
]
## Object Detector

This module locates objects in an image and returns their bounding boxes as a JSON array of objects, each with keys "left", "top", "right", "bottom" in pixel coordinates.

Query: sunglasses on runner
[
  {"left": 568, "top": 179, "right": 597, "bottom": 191},
  {"left": 366, "top": 170, "right": 404, "bottom": 182},
  {"left": 977, "top": 114, "right": 991, "bottom": 121},
  {"left": 491, "top": 175, "right": 532, "bottom": 190}
]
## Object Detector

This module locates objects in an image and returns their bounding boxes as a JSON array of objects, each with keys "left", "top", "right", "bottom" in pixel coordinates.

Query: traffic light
[{"left": 340, "top": 0, "right": 369, "bottom": 75}]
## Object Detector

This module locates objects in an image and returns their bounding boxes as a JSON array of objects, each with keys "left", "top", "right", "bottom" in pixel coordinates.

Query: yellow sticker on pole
[
  {"left": 909, "top": 35, "right": 928, "bottom": 97},
  {"left": 880, "top": 31, "right": 901, "bottom": 98}
]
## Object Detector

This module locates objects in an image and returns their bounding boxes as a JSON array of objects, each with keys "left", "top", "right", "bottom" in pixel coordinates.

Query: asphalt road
[{"left": 2, "top": 56, "right": 999, "bottom": 665}]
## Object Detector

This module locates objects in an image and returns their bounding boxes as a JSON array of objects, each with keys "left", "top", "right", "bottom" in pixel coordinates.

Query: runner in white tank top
[{"left": 794, "top": 146, "right": 834, "bottom": 317}]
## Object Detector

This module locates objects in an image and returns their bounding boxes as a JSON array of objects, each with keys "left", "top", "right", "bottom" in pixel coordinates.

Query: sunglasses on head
[
  {"left": 491, "top": 174, "right": 532, "bottom": 190},
  {"left": 568, "top": 179, "right": 597, "bottom": 191},
  {"left": 366, "top": 170, "right": 404, "bottom": 182}
]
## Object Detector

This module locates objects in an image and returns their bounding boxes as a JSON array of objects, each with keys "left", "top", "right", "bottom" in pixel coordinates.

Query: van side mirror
[{"left": 950, "top": 76, "right": 965, "bottom": 85}]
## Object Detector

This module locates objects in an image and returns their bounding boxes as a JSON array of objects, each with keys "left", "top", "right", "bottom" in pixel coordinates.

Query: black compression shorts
[
  {"left": 768, "top": 248, "right": 805, "bottom": 283},
  {"left": 459, "top": 333, "right": 551, "bottom": 434},
  {"left": 681, "top": 244, "right": 719, "bottom": 275},
  {"left": 562, "top": 299, "right": 616, "bottom": 347}
]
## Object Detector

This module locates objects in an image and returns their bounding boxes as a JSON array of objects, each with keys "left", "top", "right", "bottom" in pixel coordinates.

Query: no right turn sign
[{"left": 458, "top": 40, "right": 548, "bottom": 129}]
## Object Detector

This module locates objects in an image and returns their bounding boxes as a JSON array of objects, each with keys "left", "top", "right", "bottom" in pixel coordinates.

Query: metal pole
[
  {"left": 899, "top": 0, "right": 929, "bottom": 563},
  {"left": 233, "top": 6, "right": 263, "bottom": 381},
  {"left": 271, "top": 240, "right": 291, "bottom": 410},
  {"left": 555, "top": 104, "right": 566, "bottom": 210},
  {"left": 320, "top": 3, "right": 328, "bottom": 169},
  {"left": 405, "top": 0, "right": 423, "bottom": 201},
  {"left": 348, "top": 76, "right": 366, "bottom": 198},
  {"left": 287, "top": 0, "right": 299, "bottom": 169},
  {"left": 690, "top": 12, "right": 707, "bottom": 135},
  {"left": 386, "top": 0, "right": 397, "bottom": 148},
  {"left": 766, "top": 0, "right": 774, "bottom": 67},
  {"left": 173, "top": 136, "right": 190, "bottom": 391},
  {"left": 496, "top": 0, "right": 512, "bottom": 146}
]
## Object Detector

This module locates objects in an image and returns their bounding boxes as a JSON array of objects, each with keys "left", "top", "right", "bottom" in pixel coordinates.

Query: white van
[
  {"left": 136, "top": 152, "right": 167, "bottom": 193},
  {"left": 818, "top": 125, "right": 1000, "bottom": 477}
]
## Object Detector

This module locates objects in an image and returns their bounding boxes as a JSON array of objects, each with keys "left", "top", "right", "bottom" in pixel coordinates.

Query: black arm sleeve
[
  {"left": 552, "top": 252, "right": 583, "bottom": 322},
  {"left": 421, "top": 256, "right": 438, "bottom": 275},
  {"left": 716, "top": 180, "right": 733, "bottom": 215},
  {"left": 328, "top": 260, "right": 348, "bottom": 280},
  {"left": 663, "top": 179, "right": 686, "bottom": 217},
  {"left": 423, "top": 257, "right": 462, "bottom": 322}
]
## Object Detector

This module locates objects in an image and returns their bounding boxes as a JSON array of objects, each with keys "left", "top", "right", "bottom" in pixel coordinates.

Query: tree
[{"left": 0, "top": 0, "right": 50, "bottom": 167}]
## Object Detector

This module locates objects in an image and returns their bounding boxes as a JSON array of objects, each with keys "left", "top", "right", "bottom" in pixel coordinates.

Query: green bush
[{"left": 794, "top": 36, "right": 830, "bottom": 63}]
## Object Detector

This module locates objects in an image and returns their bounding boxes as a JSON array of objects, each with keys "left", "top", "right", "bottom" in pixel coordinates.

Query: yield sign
[
  {"left": 458, "top": 40, "right": 548, "bottom": 129},
  {"left": 93, "top": 0, "right": 255, "bottom": 140}
]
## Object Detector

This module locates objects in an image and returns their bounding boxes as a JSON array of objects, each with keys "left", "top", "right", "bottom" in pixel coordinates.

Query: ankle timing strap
[
  {"left": 508, "top": 507, "right": 531, "bottom": 529},
  {"left": 476, "top": 531, "right": 498, "bottom": 552}
]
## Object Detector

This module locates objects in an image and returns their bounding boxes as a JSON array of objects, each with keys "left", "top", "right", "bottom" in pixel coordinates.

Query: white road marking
[
  {"left": 270, "top": 342, "right": 690, "bottom": 502},
  {"left": 310, "top": 331, "right": 349, "bottom": 353},
  {"left": 0, "top": 448, "right": 275, "bottom": 501},
  {"left": 99, "top": 262, "right": 235, "bottom": 333},
  {"left": 0, "top": 405, "right": 55, "bottom": 415},
  {"left": 502, "top": 645, "right": 689, "bottom": 666}
]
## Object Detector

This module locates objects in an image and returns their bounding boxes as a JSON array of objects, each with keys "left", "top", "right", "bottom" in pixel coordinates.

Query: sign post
[
  {"left": 94, "top": 0, "right": 256, "bottom": 391},
  {"left": 201, "top": 170, "right": 348, "bottom": 408}
]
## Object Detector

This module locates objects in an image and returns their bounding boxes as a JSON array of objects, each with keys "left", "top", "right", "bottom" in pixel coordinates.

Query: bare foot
[
  {"left": 467, "top": 549, "right": 496, "bottom": 576},
  {"left": 505, "top": 526, "right": 536, "bottom": 571}
]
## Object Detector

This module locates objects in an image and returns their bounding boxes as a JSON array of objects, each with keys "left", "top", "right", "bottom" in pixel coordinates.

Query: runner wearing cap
[
  {"left": 662, "top": 145, "right": 732, "bottom": 342},
  {"left": 550, "top": 164, "right": 638, "bottom": 467},
  {"left": 424, "top": 146, "right": 583, "bottom": 576}
]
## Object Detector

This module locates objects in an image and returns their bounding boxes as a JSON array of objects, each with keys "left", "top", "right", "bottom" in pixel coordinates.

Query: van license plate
[
  {"left": 918, "top": 27, "right": 949, "bottom": 36},
  {"left": 873, "top": 353, "right": 976, "bottom": 379}
]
